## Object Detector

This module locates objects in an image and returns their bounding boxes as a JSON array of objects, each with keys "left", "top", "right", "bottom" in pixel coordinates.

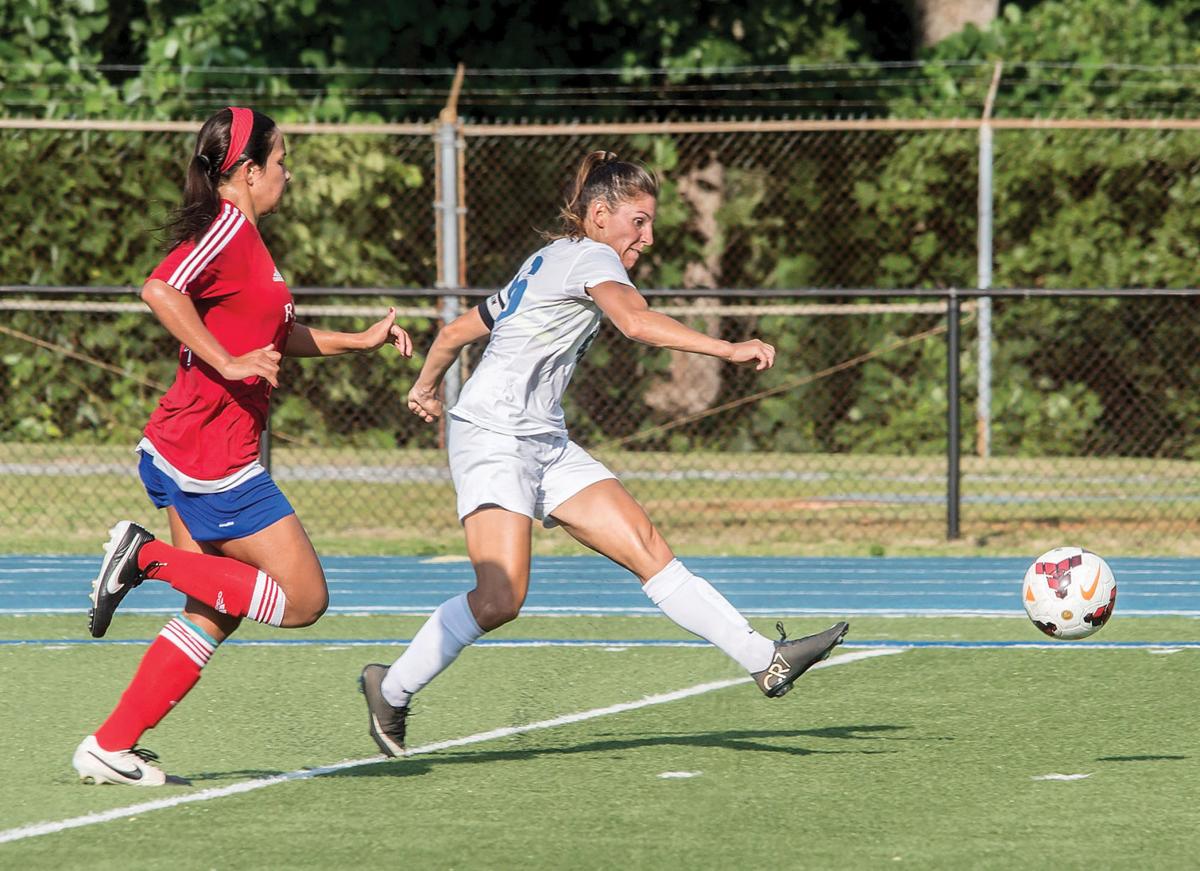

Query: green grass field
[{"left": 2, "top": 614, "right": 1197, "bottom": 869}]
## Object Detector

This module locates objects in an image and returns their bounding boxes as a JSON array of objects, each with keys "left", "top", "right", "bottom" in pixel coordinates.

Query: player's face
[
  {"left": 599, "top": 193, "right": 656, "bottom": 269},
  {"left": 251, "top": 132, "right": 291, "bottom": 216}
]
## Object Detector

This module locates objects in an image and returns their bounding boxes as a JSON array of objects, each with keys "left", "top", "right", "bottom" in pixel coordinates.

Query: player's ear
[{"left": 590, "top": 198, "right": 608, "bottom": 229}]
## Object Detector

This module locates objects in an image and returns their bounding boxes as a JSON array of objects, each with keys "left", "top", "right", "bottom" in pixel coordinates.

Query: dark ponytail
[
  {"left": 552, "top": 150, "right": 659, "bottom": 240},
  {"left": 165, "top": 107, "right": 278, "bottom": 247}
]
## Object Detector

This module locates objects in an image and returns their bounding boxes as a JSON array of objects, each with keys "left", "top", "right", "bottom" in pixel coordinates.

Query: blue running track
[{"left": 3, "top": 555, "right": 1199, "bottom": 617}]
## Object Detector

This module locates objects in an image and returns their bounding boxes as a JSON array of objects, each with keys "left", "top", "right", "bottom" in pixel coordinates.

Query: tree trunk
[
  {"left": 910, "top": 0, "right": 998, "bottom": 48},
  {"left": 643, "top": 155, "right": 724, "bottom": 418}
]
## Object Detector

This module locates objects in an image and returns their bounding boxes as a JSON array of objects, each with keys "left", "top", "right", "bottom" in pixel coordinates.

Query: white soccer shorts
[{"left": 447, "top": 414, "right": 616, "bottom": 527}]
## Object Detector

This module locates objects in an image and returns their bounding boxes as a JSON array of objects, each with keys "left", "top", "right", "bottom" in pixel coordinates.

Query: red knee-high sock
[
  {"left": 94, "top": 617, "right": 217, "bottom": 751},
  {"left": 136, "top": 540, "right": 286, "bottom": 626}
]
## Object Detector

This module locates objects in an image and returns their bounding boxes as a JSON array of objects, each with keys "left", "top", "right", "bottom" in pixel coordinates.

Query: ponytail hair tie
[{"left": 220, "top": 107, "right": 253, "bottom": 173}]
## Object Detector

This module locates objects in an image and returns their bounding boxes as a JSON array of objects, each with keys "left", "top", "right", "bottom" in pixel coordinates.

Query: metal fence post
[
  {"left": 436, "top": 66, "right": 465, "bottom": 410},
  {"left": 976, "top": 61, "right": 1002, "bottom": 460},
  {"left": 947, "top": 289, "right": 961, "bottom": 540},
  {"left": 436, "top": 120, "right": 461, "bottom": 408},
  {"left": 977, "top": 123, "right": 993, "bottom": 459},
  {"left": 259, "top": 416, "right": 271, "bottom": 474}
]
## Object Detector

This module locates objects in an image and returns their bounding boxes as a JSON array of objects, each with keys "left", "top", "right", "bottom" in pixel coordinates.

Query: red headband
[{"left": 220, "top": 107, "right": 253, "bottom": 173}]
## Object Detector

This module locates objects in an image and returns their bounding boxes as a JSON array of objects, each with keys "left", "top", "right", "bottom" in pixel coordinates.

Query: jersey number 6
[{"left": 496, "top": 255, "right": 544, "bottom": 323}]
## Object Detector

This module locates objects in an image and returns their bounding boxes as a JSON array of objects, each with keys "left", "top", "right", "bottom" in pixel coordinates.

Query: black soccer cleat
[
  {"left": 89, "top": 521, "right": 155, "bottom": 638},
  {"left": 359, "top": 663, "right": 410, "bottom": 757},
  {"left": 752, "top": 621, "right": 849, "bottom": 698}
]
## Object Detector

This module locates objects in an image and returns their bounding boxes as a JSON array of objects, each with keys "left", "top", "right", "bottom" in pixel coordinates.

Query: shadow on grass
[
  {"left": 173, "top": 726, "right": 952, "bottom": 783},
  {"left": 182, "top": 762, "right": 437, "bottom": 783},
  {"left": 326, "top": 724, "right": 941, "bottom": 778},
  {"left": 1096, "top": 754, "right": 1188, "bottom": 762},
  {"left": 183, "top": 768, "right": 312, "bottom": 784}
]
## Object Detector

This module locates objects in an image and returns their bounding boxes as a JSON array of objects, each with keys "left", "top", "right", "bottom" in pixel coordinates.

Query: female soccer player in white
[
  {"left": 359, "top": 151, "right": 848, "bottom": 756},
  {"left": 73, "top": 107, "right": 412, "bottom": 786}
]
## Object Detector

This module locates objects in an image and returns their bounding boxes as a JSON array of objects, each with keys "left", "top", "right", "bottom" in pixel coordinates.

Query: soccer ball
[{"left": 1022, "top": 547, "right": 1117, "bottom": 640}]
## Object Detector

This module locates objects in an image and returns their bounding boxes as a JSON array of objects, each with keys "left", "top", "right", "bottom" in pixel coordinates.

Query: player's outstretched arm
[
  {"left": 285, "top": 307, "right": 413, "bottom": 358},
  {"left": 589, "top": 280, "right": 775, "bottom": 370},
  {"left": 407, "top": 307, "right": 491, "bottom": 423},
  {"left": 141, "top": 279, "right": 281, "bottom": 386}
]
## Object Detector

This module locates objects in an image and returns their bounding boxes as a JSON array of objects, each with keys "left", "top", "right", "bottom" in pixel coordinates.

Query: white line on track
[
  {"left": 7, "top": 607, "right": 1200, "bottom": 617},
  {"left": 0, "top": 648, "right": 900, "bottom": 846}
]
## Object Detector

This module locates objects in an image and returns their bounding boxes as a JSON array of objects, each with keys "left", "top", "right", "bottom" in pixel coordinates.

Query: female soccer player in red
[
  {"left": 73, "top": 107, "right": 412, "bottom": 786},
  {"left": 358, "top": 151, "right": 848, "bottom": 756}
]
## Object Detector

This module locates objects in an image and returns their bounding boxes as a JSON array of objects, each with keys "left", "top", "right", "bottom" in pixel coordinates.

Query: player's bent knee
[
  {"left": 472, "top": 597, "right": 522, "bottom": 632},
  {"left": 282, "top": 592, "right": 328, "bottom": 628}
]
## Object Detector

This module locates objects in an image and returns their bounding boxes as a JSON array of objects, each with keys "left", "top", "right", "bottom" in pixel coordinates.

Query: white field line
[
  {"left": 0, "top": 648, "right": 901, "bottom": 846},
  {"left": 5, "top": 638, "right": 1200, "bottom": 650}
]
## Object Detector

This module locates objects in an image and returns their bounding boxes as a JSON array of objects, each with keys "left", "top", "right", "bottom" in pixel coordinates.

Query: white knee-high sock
[
  {"left": 643, "top": 559, "right": 775, "bottom": 672},
  {"left": 381, "top": 593, "right": 484, "bottom": 706}
]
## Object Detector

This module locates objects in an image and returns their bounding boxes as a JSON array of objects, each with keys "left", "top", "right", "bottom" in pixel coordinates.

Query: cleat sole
[{"left": 87, "top": 521, "right": 152, "bottom": 638}]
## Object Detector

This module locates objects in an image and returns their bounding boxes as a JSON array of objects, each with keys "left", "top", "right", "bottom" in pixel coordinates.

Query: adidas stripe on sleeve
[{"left": 163, "top": 203, "right": 246, "bottom": 294}]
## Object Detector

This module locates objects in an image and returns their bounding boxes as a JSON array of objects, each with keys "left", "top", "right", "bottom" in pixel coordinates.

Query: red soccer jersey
[{"left": 143, "top": 200, "right": 295, "bottom": 480}]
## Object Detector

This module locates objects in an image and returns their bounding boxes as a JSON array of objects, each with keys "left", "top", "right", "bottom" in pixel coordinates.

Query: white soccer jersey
[{"left": 450, "top": 237, "right": 633, "bottom": 436}]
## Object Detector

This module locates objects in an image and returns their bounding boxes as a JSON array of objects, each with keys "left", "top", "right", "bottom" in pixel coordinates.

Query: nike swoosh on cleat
[
  {"left": 88, "top": 751, "right": 143, "bottom": 781},
  {"left": 1080, "top": 565, "right": 1102, "bottom": 601},
  {"left": 371, "top": 715, "right": 404, "bottom": 755}
]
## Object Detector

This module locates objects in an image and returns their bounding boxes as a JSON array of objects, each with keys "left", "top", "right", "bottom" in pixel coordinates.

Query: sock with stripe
[
  {"left": 137, "top": 540, "right": 286, "bottom": 626},
  {"left": 94, "top": 616, "right": 217, "bottom": 751},
  {"left": 381, "top": 592, "right": 484, "bottom": 707},
  {"left": 642, "top": 559, "right": 776, "bottom": 672}
]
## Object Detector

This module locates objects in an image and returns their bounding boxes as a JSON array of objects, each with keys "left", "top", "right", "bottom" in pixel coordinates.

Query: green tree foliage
[
  {"left": 4, "top": 0, "right": 1200, "bottom": 460},
  {"left": 892, "top": 1, "right": 1200, "bottom": 118},
  {"left": 0, "top": 0, "right": 117, "bottom": 115},
  {"left": 830, "top": 0, "right": 1200, "bottom": 459},
  {"left": 4, "top": 0, "right": 878, "bottom": 121}
]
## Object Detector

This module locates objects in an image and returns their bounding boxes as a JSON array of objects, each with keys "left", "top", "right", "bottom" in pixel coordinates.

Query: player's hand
[
  {"left": 222, "top": 343, "right": 281, "bottom": 387},
  {"left": 360, "top": 308, "right": 414, "bottom": 357},
  {"left": 407, "top": 383, "right": 443, "bottom": 423},
  {"left": 726, "top": 339, "right": 775, "bottom": 371}
]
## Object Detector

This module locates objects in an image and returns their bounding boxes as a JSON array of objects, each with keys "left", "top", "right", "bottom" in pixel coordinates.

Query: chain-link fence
[
  {"left": 3, "top": 118, "right": 1199, "bottom": 555},
  {"left": 462, "top": 125, "right": 980, "bottom": 290}
]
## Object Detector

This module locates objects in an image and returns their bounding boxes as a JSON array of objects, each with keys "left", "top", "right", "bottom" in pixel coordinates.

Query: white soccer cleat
[{"left": 72, "top": 735, "right": 167, "bottom": 787}]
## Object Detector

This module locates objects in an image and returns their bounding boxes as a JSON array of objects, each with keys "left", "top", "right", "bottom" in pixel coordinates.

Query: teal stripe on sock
[{"left": 176, "top": 614, "right": 218, "bottom": 648}]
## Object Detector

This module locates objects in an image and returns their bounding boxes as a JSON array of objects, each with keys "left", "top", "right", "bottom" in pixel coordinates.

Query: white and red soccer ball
[{"left": 1022, "top": 547, "right": 1117, "bottom": 640}]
